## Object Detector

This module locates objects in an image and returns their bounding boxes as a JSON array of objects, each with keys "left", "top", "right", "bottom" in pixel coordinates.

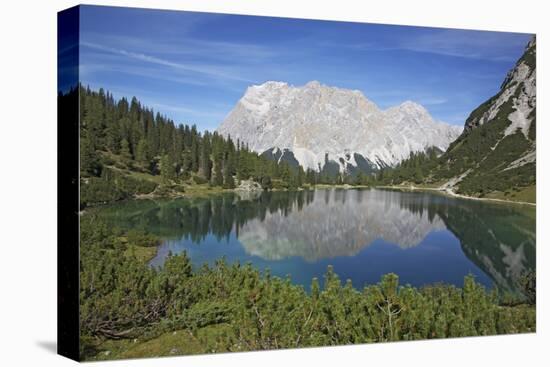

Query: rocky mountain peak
[
  {"left": 304, "top": 80, "right": 322, "bottom": 88},
  {"left": 437, "top": 37, "right": 536, "bottom": 196},
  {"left": 217, "top": 81, "right": 462, "bottom": 172},
  {"left": 465, "top": 36, "right": 535, "bottom": 134},
  {"left": 398, "top": 100, "right": 426, "bottom": 112}
]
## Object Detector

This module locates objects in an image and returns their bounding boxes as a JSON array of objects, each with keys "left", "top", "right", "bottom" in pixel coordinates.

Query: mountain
[
  {"left": 436, "top": 199, "right": 535, "bottom": 295},
  {"left": 217, "top": 80, "right": 462, "bottom": 173},
  {"left": 436, "top": 37, "right": 536, "bottom": 198},
  {"left": 238, "top": 189, "right": 446, "bottom": 262}
]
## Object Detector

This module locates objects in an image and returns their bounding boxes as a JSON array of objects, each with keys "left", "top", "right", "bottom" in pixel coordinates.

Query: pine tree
[
  {"left": 190, "top": 136, "right": 199, "bottom": 173},
  {"left": 80, "top": 137, "right": 102, "bottom": 177},
  {"left": 136, "top": 138, "right": 149, "bottom": 165},
  {"left": 180, "top": 151, "right": 192, "bottom": 179},
  {"left": 147, "top": 117, "right": 160, "bottom": 158},
  {"left": 415, "top": 165, "right": 424, "bottom": 183},
  {"left": 354, "top": 172, "right": 364, "bottom": 185},
  {"left": 212, "top": 160, "right": 223, "bottom": 186},
  {"left": 280, "top": 164, "right": 291, "bottom": 187},
  {"left": 106, "top": 120, "right": 121, "bottom": 153},
  {"left": 306, "top": 169, "right": 317, "bottom": 185},
  {"left": 236, "top": 151, "right": 250, "bottom": 181},
  {"left": 296, "top": 167, "right": 304, "bottom": 187},
  {"left": 223, "top": 158, "right": 236, "bottom": 189},
  {"left": 199, "top": 136, "right": 212, "bottom": 180},
  {"left": 160, "top": 154, "right": 175, "bottom": 183},
  {"left": 120, "top": 139, "right": 133, "bottom": 167}
]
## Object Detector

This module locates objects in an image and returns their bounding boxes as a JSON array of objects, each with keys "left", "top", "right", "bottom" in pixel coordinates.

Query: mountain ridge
[
  {"left": 217, "top": 80, "right": 462, "bottom": 173},
  {"left": 436, "top": 36, "right": 536, "bottom": 197}
]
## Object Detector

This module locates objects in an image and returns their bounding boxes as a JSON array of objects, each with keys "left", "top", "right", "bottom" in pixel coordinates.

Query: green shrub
[
  {"left": 80, "top": 168, "right": 158, "bottom": 207},
  {"left": 116, "top": 174, "right": 157, "bottom": 195},
  {"left": 127, "top": 229, "right": 159, "bottom": 247},
  {"left": 80, "top": 177, "right": 127, "bottom": 208},
  {"left": 79, "top": 221, "right": 536, "bottom": 360},
  {"left": 193, "top": 175, "right": 208, "bottom": 185},
  {"left": 271, "top": 179, "right": 289, "bottom": 190}
]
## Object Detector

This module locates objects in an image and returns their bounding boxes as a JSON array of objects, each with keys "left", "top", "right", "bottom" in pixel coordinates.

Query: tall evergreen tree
[
  {"left": 199, "top": 134, "right": 212, "bottom": 180},
  {"left": 160, "top": 154, "right": 176, "bottom": 183},
  {"left": 136, "top": 138, "right": 149, "bottom": 166},
  {"left": 106, "top": 120, "right": 121, "bottom": 153},
  {"left": 120, "top": 139, "right": 133, "bottom": 167},
  {"left": 80, "top": 137, "right": 102, "bottom": 177},
  {"left": 223, "top": 157, "right": 236, "bottom": 189},
  {"left": 212, "top": 160, "right": 223, "bottom": 186},
  {"left": 190, "top": 136, "right": 200, "bottom": 173}
]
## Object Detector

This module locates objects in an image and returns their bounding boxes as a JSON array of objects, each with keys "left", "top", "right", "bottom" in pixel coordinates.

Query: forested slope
[
  {"left": 435, "top": 37, "right": 536, "bottom": 197},
  {"left": 377, "top": 37, "right": 536, "bottom": 202},
  {"left": 70, "top": 85, "right": 307, "bottom": 207}
]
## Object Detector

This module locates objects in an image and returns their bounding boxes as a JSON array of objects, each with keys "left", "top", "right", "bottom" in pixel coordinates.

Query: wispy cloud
[
  {"left": 78, "top": 7, "right": 531, "bottom": 130},
  {"left": 397, "top": 30, "right": 525, "bottom": 61},
  {"left": 81, "top": 41, "right": 257, "bottom": 83},
  {"left": 80, "top": 62, "right": 211, "bottom": 87},
  {"left": 339, "top": 29, "right": 530, "bottom": 62},
  {"left": 84, "top": 32, "right": 277, "bottom": 61},
  {"left": 150, "top": 102, "right": 230, "bottom": 120},
  {"left": 416, "top": 97, "right": 448, "bottom": 106}
]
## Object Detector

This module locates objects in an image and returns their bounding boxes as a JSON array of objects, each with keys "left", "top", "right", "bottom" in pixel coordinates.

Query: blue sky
[{"left": 79, "top": 5, "right": 532, "bottom": 131}]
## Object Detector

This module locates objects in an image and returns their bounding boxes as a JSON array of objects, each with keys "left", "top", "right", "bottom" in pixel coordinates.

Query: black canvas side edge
[{"left": 57, "top": 5, "right": 80, "bottom": 362}]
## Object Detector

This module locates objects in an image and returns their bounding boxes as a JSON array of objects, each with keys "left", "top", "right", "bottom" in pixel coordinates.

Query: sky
[{"left": 78, "top": 5, "right": 533, "bottom": 131}]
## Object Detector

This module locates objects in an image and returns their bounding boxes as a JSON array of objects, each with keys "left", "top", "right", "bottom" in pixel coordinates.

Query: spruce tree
[
  {"left": 223, "top": 158, "right": 236, "bottom": 189},
  {"left": 120, "top": 139, "right": 133, "bottom": 167},
  {"left": 415, "top": 165, "right": 424, "bottom": 183},
  {"left": 106, "top": 120, "right": 121, "bottom": 153},
  {"left": 136, "top": 138, "right": 149, "bottom": 165},
  {"left": 190, "top": 137, "right": 199, "bottom": 173},
  {"left": 180, "top": 152, "right": 192, "bottom": 179},
  {"left": 80, "top": 137, "right": 102, "bottom": 177},
  {"left": 212, "top": 160, "right": 223, "bottom": 186},
  {"left": 199, "top": 138, "right": 212, "bottom": 180},
  {"left": 160, "top": 154, "right": 175, "bottom": 183}
]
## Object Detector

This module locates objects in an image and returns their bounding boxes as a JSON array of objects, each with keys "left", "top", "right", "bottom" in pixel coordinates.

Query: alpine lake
[{"left": 93, "top": 188, "right": 536, "bottom": 296}]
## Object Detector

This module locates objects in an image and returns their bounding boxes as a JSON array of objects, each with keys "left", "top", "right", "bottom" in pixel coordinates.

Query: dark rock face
[{"left": 260, "top": 147, "right": 301, "bottom": 168}]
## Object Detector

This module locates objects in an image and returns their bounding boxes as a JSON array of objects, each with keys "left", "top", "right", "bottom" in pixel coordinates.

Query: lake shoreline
[
  {"left": 81, "top": 182, "right": 536, "bottom": 213},
  {"left": 376, "top": 185, "right": 536, "bottom": 206},
  {"left": 90, "top": 185, "right": 535, "bottom": 305}
]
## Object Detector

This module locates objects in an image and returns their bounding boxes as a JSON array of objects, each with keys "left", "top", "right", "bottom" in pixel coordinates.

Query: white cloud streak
[
  {"left": 81, "top": 41, "right": 257, "bottom": 83},
  {"left": 338, "top": 29, "right": 530, "bottom": 62}
]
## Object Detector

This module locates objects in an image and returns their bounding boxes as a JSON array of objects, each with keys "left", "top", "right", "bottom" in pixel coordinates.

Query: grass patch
[
  {"left": 124, "top": 244, "right": 158, "bottom": 263},
  {"left": 181, "top": 183, "right": 228, "bottom": 197},
  {"left": 485, "top": 185, "right": 536, "bottom": 204},
  {"left": 127, "top": 170, "right": 165, "bottom": 185},
  {"left": 86, "top": 324, "right": 232, "bottom": 361}
]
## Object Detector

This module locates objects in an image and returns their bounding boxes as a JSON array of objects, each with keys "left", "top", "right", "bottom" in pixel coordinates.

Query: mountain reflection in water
[{"left": 96, "top": 189, "right": 535, "bottom": 295}]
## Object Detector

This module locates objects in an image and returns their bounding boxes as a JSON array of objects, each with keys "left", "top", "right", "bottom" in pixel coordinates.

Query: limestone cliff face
[
  {"left": 464, "top": 37, "right": 536, "bottom": 135},
  {"left": 217, "top": 81, "right": 461, "bottom": 172}
]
